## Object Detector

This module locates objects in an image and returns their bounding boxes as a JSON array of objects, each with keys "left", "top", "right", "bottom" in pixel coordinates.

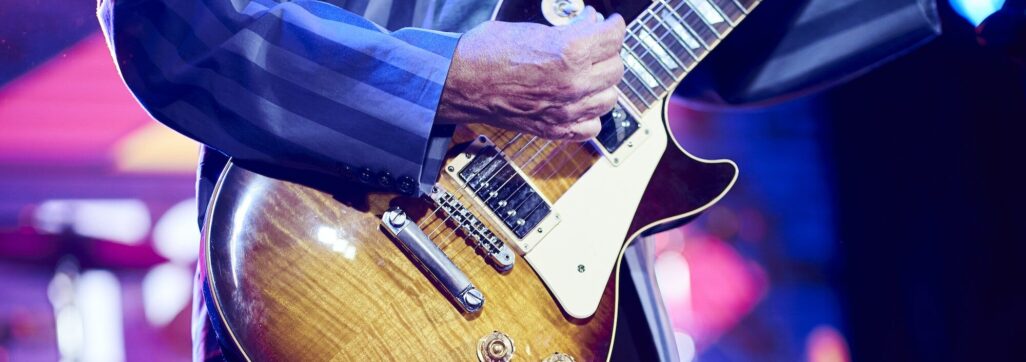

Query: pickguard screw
[
  {"left": 447, "top": 165, "right": 455, "bottom": 172},
  {"left": 613, "top": 157, "right": 620, "bottom": 164},
  {"left": 577, "top": 265, "right": 586, "bottom": 273},
  {"left": 537, "top": 227, "right": 543, "bottom": 233},
  {"left": 644, "top": 129, "right": 650, "bottom": 135}
]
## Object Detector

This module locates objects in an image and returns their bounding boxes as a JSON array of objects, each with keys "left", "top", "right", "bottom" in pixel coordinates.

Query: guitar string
[
  {"left": 442, "top": 0, "right": 753, "bottom": 273},
  {"left": 636, "top": 10, "right": 689, "bottom": 74},
  {"left": 421, "top": 132, "right": 526, "bottom": 240},
  {"left": 417, "top": 132, "right": 524, "bottom": 230},
  {"left": 423, "top": 131, "right": 535, "bottom": 242},
  {"left": 464, "top": 138, "right": 557, "bottom": 242},
  {"left": 436, "top": 138, "right": 553, "bottom": 248},
  {"left": 667, "top": 0, "right": 726, "bottom": 43},
  {"left": 537, "top": 140, "right": 586, "bottom": 182},
  {"left": 528, "top": 141, "right": 568, "bottom": 176},
  {"left": 432, "top": 134, "right": 554, "bottom": 249},
  {"left": 433, "top": 0, "right": 741, "bottom": 259},
  {"left": 427, "top": 134, "right": 541, "bottom": 240},
  {"left": 625, "top": 29, "right": 672, "bottom": 91},
  {"left": 443, "top": 133, "right": 591, "bottom": 262},
  {"left": 630, "top": 12, "right": 688, "bottom": 90},
  {"left": 431, "top": 51, "right": 655, "bottom": 249},
  {"left": 431, "top": 136, "right": 550, "bottom": 252},
  {"left": 646, "top": 5, "right": 701, "bottom": 68},
  {"left": 446, "top": 137, "right": 586, "bottom": 248}
]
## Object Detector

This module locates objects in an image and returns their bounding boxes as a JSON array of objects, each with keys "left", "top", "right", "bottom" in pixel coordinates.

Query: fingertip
[
  {"left": 606, "top": 13, "right": 626, "bottom": 27},
  {"left": 578, "top": 6, "right": 597, "bottom": 23},
  {"left": 567, "top": 118, "right": 601, "bottom": 141}
]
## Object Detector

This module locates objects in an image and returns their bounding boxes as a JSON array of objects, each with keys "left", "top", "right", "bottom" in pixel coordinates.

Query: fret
[
  {"left": 703, "top": 0, "right": 736, "bottom": 27},
  {"left": 674, "top": 1, "right": 723, "bottom": 47},
  {"left": 643, "top": 6, "right": 701, "bottom": 68},
  {"left": 734, "top": 0, "right": 759, "bottom": 13},
  {"left": 619, "top": 75, "right": 657, "bottom": 111},
  {"left": 617, "top": 79, "right": 649, "bottom": 114},
  {"left": 619, "top": 46, "right": 664, "bottom": 99},
  {"left": 627, "top": 25, "right": 683, "bottom": 86},
  {"left": 621, "top": 37, "right": 662, "bottom": 91},
  {"left": 710, "top": 0, "right": 747, "bottom": 23},
  {"left": 620, "top": 48, "right": 663, "bottom": 95},
  {"left": 624, "top": 29, "right": 675, "bottom": 89},
  {"left": 610, "top": 0, "right": 761, "bottom": 112},
  {"left": 635, "top": 20, "right": 685, "bottom": 74},
  {"left": 653, "top": 1, "right": 710, "bottom": 55},
  {"left": 682, "top": 0, "right": 728, "bottom": 34}
]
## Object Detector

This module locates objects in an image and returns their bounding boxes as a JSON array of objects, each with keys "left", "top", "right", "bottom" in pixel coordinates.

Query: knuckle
[
  {"left": 614, "top": 58, "right": 626, "bottom": 76},
  {"left": 540, "top": 126, "right": 564, "bottom": 139},
  {"left": 555, "top": 104, "right": 576, "bottom": 123},
  {"left": 601, "top": 93, "right": 618, "bottom": 110},
  {"left": 567, "top": 77, "right": 591, "bottom": 98},
  {"left": 559, "top": 38, "right": 587, "bottom": 64}
]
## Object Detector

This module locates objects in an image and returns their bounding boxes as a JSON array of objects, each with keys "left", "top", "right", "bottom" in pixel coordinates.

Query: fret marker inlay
[
  {"left": 621, "top": 49, "right": 659, "bottom": 88},
  {"left": 638, "top": 29, "right": 679, "bottom": 70},
  {"left": 661, "top": 11, "right": 702, "bottom": 49},
  {"left": 685, "top": 0, "right": 726, "bottom": 24}
]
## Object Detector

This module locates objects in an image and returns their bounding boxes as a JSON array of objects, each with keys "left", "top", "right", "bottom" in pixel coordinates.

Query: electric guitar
[{"left": 202, "top": 0, "right": 759, "bottom": 360}]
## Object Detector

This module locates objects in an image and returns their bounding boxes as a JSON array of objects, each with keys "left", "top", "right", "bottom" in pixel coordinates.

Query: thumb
[{"left": 566, "top": 6, "right": 599, "bottom": 26}]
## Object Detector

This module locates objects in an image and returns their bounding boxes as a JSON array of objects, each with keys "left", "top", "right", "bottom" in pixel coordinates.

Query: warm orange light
[{"left": 806, "top": 325, "right": 851, "bottom": 362}]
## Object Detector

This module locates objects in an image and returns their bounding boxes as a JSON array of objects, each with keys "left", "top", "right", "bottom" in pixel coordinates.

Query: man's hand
[{"left": 437, "top": 7, "right": 626, "bottom": 141}]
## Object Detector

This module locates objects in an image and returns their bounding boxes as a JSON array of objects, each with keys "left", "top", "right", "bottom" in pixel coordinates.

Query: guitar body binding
[{"left": 202, "top": 0, "right": 749, "bottom": 360}]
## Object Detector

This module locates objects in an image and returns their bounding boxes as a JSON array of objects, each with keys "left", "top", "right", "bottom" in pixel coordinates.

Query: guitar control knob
[
  {"left": 542, "top": 352, "right": 576, "bottom": 362},
  {"left": 540, "top": 0, "right": 585, "bottom": 26},
  {"left": 477, "top": 331, "right": 514, "bottom": 362},
  {"left": 611, "top": 106, "right": 626, "bottom": 122}
]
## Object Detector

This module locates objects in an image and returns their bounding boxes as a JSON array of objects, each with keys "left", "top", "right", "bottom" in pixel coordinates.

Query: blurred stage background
[{"left": 1, "top": 0, "right": 1023, "bottom": 361}]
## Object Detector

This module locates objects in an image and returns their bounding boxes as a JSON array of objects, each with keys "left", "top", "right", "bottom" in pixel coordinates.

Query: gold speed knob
[{"left": 477, "top": 331, "right": 515, "bottom": 362}]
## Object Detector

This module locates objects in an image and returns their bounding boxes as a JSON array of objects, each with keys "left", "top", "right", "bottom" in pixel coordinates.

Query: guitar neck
[{"left": 617, "top": 0, "right": 761, "bottom": 115}]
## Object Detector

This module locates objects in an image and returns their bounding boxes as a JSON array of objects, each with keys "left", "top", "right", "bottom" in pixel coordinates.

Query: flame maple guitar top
[
  {"left": 204, "top": 125, "right": 616, "bottom": 361},
  {"left": 205, "top": 116, "right": 737, "bottom": 360},
  {"left": 204, "top": 0, "right": 758, "bottom": 358}
]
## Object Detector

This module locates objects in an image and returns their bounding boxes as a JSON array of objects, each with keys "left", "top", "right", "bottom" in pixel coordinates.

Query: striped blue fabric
[
  {"left": 97, "top": 0, "right": 494, "bottom": 195},
  {"left": 98, "top": 1, "right": 497, "bottom": 360}
]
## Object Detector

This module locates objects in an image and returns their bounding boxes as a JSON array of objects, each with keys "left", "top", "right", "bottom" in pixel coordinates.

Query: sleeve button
[
  {"left": 397, "top": 176, "right": 417, "bottom": 195},
  {"left": 358, "top": 167, "right": 374, "bottom": 184},
  {"left": 338, "top": 163, "right": 355, "bottom": 179},
  {"left": 377, "top": 171, "right": 394, "bottom": 188}
]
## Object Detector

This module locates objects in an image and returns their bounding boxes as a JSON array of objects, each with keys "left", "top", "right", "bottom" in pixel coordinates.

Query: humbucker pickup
[{"left": 458, "top": 144, "right": 552, "bottom": 239}]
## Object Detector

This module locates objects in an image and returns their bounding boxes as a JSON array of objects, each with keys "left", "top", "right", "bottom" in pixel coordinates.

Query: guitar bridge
[{"left": 428, "top": 187, "right": 516, "bottom": 272}]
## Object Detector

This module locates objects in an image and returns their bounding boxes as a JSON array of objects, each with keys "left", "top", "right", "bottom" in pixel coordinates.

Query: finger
[
  {"left": 566, "top": 6, "right": 598, "bottom": 26},
  {"left": 557, "top": 117, "right": 602, "bottom": 141},
  {"left": 568, "top": 87, "right": 618, "bottom": 122},
  {"left": 589, "top": 55, "right": 625, "bottom": 91},
  {"left": 572, "top": 13, "right": 626, "bottom": 62},
  {"left": 558, "top": 55, "right": 622, "bottom": 101}
]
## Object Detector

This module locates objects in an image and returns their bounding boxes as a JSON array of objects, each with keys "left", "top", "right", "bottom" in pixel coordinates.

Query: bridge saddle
[{"left": 428, "top": 187, "right": 516, "bottom": 272}]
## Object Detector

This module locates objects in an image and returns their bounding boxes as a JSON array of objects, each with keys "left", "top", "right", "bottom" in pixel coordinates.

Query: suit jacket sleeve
[{"left": 98, "top": 0, "right": 461, "bottom": 194}]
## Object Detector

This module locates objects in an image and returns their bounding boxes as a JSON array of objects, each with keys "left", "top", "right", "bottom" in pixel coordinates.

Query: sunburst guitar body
[{"left": 202, "top": 0, "right": 758, "bottom": 360}]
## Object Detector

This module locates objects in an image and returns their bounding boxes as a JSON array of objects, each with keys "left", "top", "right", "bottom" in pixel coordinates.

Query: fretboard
[{"left": 617, "top": 0, "right": 760, "bottom": 114}]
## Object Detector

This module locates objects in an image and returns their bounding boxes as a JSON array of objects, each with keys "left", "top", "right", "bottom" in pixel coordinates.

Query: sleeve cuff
[{"left": 392, "top": 28, "right": 462, "bottom": 194}]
